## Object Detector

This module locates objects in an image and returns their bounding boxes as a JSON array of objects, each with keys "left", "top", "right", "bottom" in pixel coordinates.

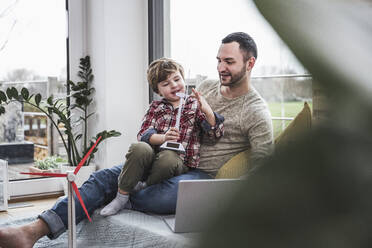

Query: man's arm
[{"left": 246, "top": 106, "right": 274, "bottom": 171}]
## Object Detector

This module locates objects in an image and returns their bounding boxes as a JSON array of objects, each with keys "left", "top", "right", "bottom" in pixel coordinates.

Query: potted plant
[
  {"left": 30, "top": 156, "right": 67, "bottom": 173},
  {"left": 0, "top": 56, "right": 121, "bottom": 183}
]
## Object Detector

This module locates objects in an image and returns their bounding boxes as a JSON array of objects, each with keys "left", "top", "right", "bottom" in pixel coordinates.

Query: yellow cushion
[
  {"left": 275, "top": 102, "right": 312, "bottom": 147},
  {"left": 215, "top": 102, "right": 312, "bottom": 179},
  {"left": 215, "top": 149, "right": 251, "bottom": 179}
]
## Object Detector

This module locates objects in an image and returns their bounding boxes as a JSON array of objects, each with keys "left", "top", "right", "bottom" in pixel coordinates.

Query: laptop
[{"left": 163, "top": 178, "right": 243, "bottom": 233}]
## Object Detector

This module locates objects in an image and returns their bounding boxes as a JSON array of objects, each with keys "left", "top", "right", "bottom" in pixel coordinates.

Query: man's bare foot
[{"left": 0, "top": 219, "right": 50, "bottom": 248}]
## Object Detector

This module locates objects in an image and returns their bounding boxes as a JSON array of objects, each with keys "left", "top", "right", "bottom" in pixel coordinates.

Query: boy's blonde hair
[{"left": 147, "top": 58, "right": 185, "bottom": 93}]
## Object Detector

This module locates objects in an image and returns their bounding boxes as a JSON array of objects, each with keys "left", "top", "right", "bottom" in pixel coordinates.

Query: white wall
[{"left": 69, "top": 0, "right": 149, "bottom": 169}]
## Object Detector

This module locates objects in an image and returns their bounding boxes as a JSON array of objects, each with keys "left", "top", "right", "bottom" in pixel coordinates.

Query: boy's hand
[
  {"left": 192, "top": 88, "right": 216, "bottom": 126},
  {"left": 164, "top": 127, "right": 180, "bottom": 142},
  {"left": 192, "top": 88, "right": 213, "bottom": 116}
]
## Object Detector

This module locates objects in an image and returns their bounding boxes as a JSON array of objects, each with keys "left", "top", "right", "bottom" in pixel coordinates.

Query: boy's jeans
[{"left": 39, "top": 164, "right": 211, "bottom": 239}]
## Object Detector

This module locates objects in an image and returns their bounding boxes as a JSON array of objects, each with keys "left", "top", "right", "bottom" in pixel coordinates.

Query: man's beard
[{"left": 220, "top": 64, "right": 247, "bottom": 87}]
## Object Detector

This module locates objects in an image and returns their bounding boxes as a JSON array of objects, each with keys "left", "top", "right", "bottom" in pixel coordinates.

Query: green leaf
[
  {"left": 0, "top": 91, "right": 7, "bottom": 102},
  {"left": 71, "top": 85, "right": 79, "bottom": 91},
  {"left": 47, "top": 96, "right": 53, "bottom": 105},
  {"left": 67, "top": 80, "right": 75, "bottom": 87},
  {"left": 6, "top": 88, "right": 13, "bottom": 99},
  {"left": 21, "top": 88, "right": 29, "bottom": 100},
  {"left": 76, "top": 98, "right": 86, "bottom": 106},
  {"left": 11, "top": 87, "right": 18, "bottom": 98},
  {"left": 69, "top": 104, "right": 78, "bottom": 110},
  {"left": 0, "top": 106, "right": 5, "bottom": 115},
  {"left": 35, "top": 94, "right": 42, "bottom": 106},
  {"left": 75, "top": 134, "right": 83, "bottom": 141},
  {"left": 77, "top": 81, "right": 86, "bottom": 89},
  {"left": 110, "top": 130, "right": 122, "bottom": 137},
  {"left": 28, "top": 94, "right": 34, "bottom": 101},
  {"left": 56, "top": 102, "right": 64, "bottom": 110},
  {"left": 95, "top": 130, "right": 122, "bottom": 140},
  {"left": 82, "top": 89, "right": 90, "bottom": 95},
  {"left": 53, "top": 98, "right": 62, "bottom": 107}
]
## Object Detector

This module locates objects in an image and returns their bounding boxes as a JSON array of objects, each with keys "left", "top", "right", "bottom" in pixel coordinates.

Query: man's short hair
[
  {"left": 147, "top": 58, "right": 185, "bottom": 94},
  {"left": 222, "top": 32, "right": 258, "bottom": 61}
]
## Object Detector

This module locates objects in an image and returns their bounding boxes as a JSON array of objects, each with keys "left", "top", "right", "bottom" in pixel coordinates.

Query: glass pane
[
  {"left": 169, "top": 0, "right": 312, "bottom": 138},
  {"left": 170, "top": 0, "right": 307, "bottom": 80},
  {"left": 251, "top": 76, "right": 313, "bottom": 138},
  {"left": 0, "top": 0, "right": 67, "bottom": 181},
  {"left": 0, "top": 161, "right": 4, "bottom": 206}
]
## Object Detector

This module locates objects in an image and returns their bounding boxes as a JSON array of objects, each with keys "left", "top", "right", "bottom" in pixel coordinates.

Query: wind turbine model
[
  {"left": 21, "top": 136, "right": 102, "bottom": 248},
  {"left": 160, "top": 89, "right": 188, "bottom": 153}
]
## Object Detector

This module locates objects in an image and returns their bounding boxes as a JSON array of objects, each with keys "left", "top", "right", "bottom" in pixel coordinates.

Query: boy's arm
[
  {"left": 138, "top": 103, "right": 181, "bottom": 145},
  {"left": 137, "top": 102, "right": 158, "bottom": 143},
  {"left": 149, "top": 127, "right": 180, "bottom": 145},
  {"left": 192, "top": 88, "right": 224, "bottom": 138},
  {"left": 192, "top": 88, "right": 215, "bottom": 126},
  {"left": 148, "top": 133, "right": 164, "bottom": 145}
]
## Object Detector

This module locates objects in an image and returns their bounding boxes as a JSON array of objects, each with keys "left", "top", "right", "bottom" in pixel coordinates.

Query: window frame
[{"left": 148, "top": 0, "right": 170, "bottom": 103}]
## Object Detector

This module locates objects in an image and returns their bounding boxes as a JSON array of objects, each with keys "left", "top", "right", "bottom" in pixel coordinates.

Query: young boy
[{"left": 100, "top": 58, "right": 224, "bottom": 216}]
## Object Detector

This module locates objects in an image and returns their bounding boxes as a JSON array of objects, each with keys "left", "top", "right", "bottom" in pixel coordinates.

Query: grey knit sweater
[{"left": 197, "top": 80, "right": 273, "bottom": 177}]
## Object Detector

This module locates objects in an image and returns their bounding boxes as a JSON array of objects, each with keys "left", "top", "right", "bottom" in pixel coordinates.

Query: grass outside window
[{"left": 268, "top": 101, "right": 312, "bottom": 138}]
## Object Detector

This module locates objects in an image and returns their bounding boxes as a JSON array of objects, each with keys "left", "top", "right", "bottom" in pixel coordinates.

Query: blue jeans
[{"left": 39, "top": 164, "right": 211, "bottom": 239}]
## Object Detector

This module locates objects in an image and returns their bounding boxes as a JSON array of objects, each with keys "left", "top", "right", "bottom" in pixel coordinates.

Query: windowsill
[
  {"left": 9, "top": 178, "right": 64, "bottom": 198},
  {"left": 9, "top": 191, "right": 64, "bottom": 203}
]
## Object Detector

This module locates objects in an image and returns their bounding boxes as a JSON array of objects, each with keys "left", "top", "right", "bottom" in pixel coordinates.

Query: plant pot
[{"left": 59, "top": 163, "right": 97, "bottom": 195}]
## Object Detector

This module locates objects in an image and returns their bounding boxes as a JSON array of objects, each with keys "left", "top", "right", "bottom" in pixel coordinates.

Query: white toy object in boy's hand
[{"left": 160, "top": 92, "right": 186, "bottom": 153}]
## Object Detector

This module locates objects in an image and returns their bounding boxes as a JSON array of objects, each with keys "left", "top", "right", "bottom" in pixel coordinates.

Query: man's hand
[{"left": 192, "top": 88, "right": 216, "bottom": 126}]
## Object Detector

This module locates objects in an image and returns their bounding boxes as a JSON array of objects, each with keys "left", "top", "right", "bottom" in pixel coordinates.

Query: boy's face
[{"left": 157, "top": 71, "right": 185, "bottom": 104}]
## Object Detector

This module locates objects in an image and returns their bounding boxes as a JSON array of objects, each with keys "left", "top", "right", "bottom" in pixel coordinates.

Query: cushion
[
  {"left": 275, "top": 102, "right": 312, "bottom": 147},
  {"left": 215, "top": 102, "right": 312, "bottom": 179},
  {"left": 215, "top": 149, "right": 251, "bottom": 179}
]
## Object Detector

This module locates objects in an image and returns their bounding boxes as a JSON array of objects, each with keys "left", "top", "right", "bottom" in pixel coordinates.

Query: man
[{"left": 0, "top": 32, "right": 273, "bottom": 247}]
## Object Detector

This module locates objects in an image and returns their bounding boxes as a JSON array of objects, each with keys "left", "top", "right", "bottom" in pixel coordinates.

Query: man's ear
[{"left": 246, "top": 57, "right": 256, "bottom": 71}]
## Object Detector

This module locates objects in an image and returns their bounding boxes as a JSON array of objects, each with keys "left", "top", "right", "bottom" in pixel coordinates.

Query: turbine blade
[
  {"left": 74, "top": 136, "right": 102, "bottom": 175},
  {"left": 71, "top": 182, "right": 92, "bottom": 222},
  {"left": 20, "top": 172, "right": 67, "bottom": 177}
]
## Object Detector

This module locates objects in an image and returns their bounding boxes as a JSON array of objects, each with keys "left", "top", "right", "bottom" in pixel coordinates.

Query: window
[
  {"left": 0, "top": 0, "right": 67, "bottom": 196},
  {"left": 168, "top": 0, "right": 313, "bottom": 138}
]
